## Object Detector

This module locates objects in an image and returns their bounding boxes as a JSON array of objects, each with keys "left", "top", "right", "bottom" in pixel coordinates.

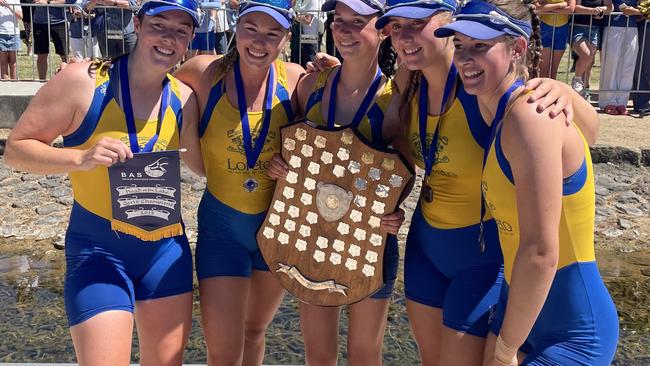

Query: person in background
[
  {"left": 0, "top": 0, "right": 22, "bottom": 79},
  {"left": 84, "top": 0, "right": 137, "bottom": 58},
  {"left": 570, "top": 0, "right": 612, "bottom": 98},
  {"left": 4, "top": 0, "right": 203, "bottom": 364},
  {"left": 291, "top": 0, "right": 324, "bottom": 67},
  {"left": 600, "top": 0, "right": 642, "bottom": 115},
  {"left": 32, "top": 0, "right": 68, "bottom": 79},
  {"left": 19, "top": 0, "right": 32, "bottom": 55},
  {"left": 632, "top": 16, "right": 650, "bottom": 114},
  {"left": 535, "top": 0, "right": 576, "bottom": 78},
  {"left": 187, "top": 0, "right": 216, "bottom": 58},
  {"left": 214, "top": 0, "right": 229, "bottom": 54},
  {"left": 68, "top": 0, "right": 101, "bottom": 61}
]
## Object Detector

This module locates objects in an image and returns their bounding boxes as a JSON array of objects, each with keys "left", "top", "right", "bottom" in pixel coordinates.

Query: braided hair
[{"left": 378, "top": 36, "right": 398, "bottom": 77}]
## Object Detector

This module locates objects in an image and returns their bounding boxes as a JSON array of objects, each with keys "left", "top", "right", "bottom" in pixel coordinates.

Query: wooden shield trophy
[{"left": 257, "top": 122, "right": 413, "bottom": 306}]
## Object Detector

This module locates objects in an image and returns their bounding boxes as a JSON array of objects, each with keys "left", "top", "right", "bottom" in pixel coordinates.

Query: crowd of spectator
[{"left": 0, "top": 0, "right": 648, "bottom": 115}]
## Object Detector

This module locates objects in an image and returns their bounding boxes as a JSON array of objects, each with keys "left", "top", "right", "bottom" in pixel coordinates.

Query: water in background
[{"left": 0, "top": 239, "right": 648, "bottom": 365}]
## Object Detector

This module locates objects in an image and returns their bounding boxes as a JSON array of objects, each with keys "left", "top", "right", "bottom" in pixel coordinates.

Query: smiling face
[
  {"left": 331, "top": 3, "right": 382, "bottom": 60},
  {"left": 134, "top": 11, "right": 194, "bottom": 70},
  {"left": 236, "top": 12, "right": 290, "bottom": 69},
  {"left": 452, "top": 32, "right": 521, "bottom": 96},
  {"left": 387, "top": 11, "right": 452, "bottom": 71}
]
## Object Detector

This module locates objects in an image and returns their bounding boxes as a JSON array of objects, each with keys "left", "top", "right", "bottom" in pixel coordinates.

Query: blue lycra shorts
[
  {"left": 195, "top": 190, "right": 269, "bottom": 279},
  {"left": 64, "top": 203, "right": 193, "bottom": 326},
  {"left": 490, "top": 262, "right": 619, "bottom": 366},
  {"left": 369, "top": 233, "right": 398, "bottom": 300},
  {"left": 542, "top": 23, "right": 570, "bottom": 50},
  {"left": 404, "top": 207, "right": 503, "bottom": 336}
]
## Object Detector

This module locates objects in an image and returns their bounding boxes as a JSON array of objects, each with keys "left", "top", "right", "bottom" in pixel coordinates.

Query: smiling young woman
[
  {"left": 436, "top": 1, "right": 618, "bottom": 365},
  {"left": 173, "top": 0, "right": 305, "bottom": 364},
  {"left": 4, "top": 0, "right": 204, "bottom": 364}
]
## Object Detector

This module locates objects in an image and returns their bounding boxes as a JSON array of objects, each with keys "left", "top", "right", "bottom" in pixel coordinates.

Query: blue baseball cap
[
  {"left": 375, "top": 0, "right": 457, "bottom": 29},
  {"left": 138, "top": 0, "right": 202, "bottom": 27},
  {"left": 321, "top": 0, "right": 385, "bottom": 16},
  {"left": 239, "top": 0, "right": 295, "bottom": 29},
  {"left": 434, "top": 1, "right": 532, "bottom": 40}
]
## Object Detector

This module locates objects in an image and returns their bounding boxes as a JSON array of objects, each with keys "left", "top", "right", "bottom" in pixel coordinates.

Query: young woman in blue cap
[
  {"left": 435, "top": 1, "right": 618, "bottom": 365},
  {"left": 5, "top": 0, "right": 203, "bottom": 364},
  {"left": 174, "top": 1, "right": 305, "bottom": 364},
  {"left": 266, "top": 0, "right": 406, "bottom": 363},
  {"left": 373, "top": 0, "right": 600, "bottom": 364}
]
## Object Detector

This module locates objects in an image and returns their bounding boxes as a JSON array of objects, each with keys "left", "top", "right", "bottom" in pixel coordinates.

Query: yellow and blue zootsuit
[
  {"left": 62, "top": 58, "right": 192, "bottom": 326},
  {"left": 303, "top": 65, "right": 398, "bottom": 299},
  {"left": 483, "top": 117, "right": 618, "bottom": 365},
  {"left": 405, "top": 75, "right": 503, "bottom": 336},
  {"left": 196, "top": 58, "right": 294, "bottom": 279}
]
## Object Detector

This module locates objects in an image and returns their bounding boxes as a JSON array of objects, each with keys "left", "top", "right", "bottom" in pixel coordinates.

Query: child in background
[{"left": 0, "top": 0, "right": 22, "bottom": 79}]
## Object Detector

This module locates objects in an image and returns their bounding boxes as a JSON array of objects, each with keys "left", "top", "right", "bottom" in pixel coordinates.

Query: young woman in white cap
[
  {"left": 174, "top": 0, "right": 305, "bottom": 364},
  {"left": 374, "top": 0, "right": 600, "bottom": 364},
  {"left": 5, "top": 0, "right": 203, "bottom": 364},
  {"left": 435, "top": 0, "right": 617, "bottom": 365},
  {"left": 266, "top": 0, "right": 406, "bottom": 363}
]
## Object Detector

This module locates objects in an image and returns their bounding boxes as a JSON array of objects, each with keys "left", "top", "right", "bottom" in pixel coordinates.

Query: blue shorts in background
[
  {"left": 541, "top": 23, "right": 570, "bottom": 50},
  {"left": 0, "top": 33, "right": 20, "bottom": 51},
  {"left": 190, "top": 31, "right": 216, "bottom": 51}
]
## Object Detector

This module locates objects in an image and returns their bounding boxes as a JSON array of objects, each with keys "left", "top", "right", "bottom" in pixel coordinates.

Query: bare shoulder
[
  {"left": 502, "top": 94, "right": 565, "bottom": 150},
  {"left": 284, "top": 61, "right": 307, "bottom": 91}
]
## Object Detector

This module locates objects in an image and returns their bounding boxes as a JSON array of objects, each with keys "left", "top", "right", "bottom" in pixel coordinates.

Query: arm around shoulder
[{"left": 177, "top": 83, "right": 206, "bottom": 176}]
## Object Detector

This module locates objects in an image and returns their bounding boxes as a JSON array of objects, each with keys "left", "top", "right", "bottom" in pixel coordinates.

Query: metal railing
[{"left": 0, "top": 4, "right": 648, "bottom": 103}]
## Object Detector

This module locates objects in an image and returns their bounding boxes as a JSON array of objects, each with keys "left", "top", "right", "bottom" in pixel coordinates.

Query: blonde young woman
[
  {"left": 374, "top": 0, "right": 600, "bottom": 364},
  {"left": 5, "top": 0, "right": 203, "bottom": 364},
  {"left": 267, "top": 0, "right": 406, "bottom": 364},
  {"left": 174, "top": 0, "right": 304, "bottom": 364},
  {"left": 436, "top": 0, "right": 618, "bottom": 364}
]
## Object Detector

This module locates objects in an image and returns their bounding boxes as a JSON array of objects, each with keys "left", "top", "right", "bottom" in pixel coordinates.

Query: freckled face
[{"left": 387, "top": 12, "right": 452, "bottom": 71}]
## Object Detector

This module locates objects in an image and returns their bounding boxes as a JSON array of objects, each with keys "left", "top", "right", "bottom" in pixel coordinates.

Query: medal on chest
[
  {"left": 234, "top": 59, "right": 275, "bottom": 194},
  {"left": 419, "top": 65, "right": 457, "bottom": 204}
]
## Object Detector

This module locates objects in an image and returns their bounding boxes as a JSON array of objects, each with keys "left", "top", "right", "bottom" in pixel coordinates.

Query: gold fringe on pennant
[{"left": 111, "top": 220, "right": 184, "bottom": 241}]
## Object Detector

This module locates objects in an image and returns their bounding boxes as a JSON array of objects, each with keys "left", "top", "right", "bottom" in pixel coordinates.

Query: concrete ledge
[
  {"left": 0, "top": 82, "right": 43, "bottom": 128},
  {"left": 589, "top": 145, "right": 648, "bottom": 166}
]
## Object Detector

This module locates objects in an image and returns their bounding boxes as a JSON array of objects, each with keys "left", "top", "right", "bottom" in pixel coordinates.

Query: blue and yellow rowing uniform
[
  {"left": 404, "top": 80, "right": 503, "bottom": 336},
  {"left": 196, "top": 59, "right": 294, "bottom": 279},
  {"left": 61, "top": 59, "right": 192, "bottom": 326},
  {"left": 483, "top": 122, "right": 618, "bottom": 365}
]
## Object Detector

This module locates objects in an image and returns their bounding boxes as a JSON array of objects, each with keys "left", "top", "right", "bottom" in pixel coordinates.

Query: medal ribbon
[
  {"left": 327, "top": 65, "right": 383, "bottom": 129},
  {"left": 419, "top": 64, "right": 457, "bottom": 178},
  {"left": 478, "top": 79, "right": 525, "bottom": 250},
  {"left": 234, "top": 58, "right": 275, "bottom": 170},
  {"left": 119, "top": 56, "right": 171, "bottom": 154}
]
